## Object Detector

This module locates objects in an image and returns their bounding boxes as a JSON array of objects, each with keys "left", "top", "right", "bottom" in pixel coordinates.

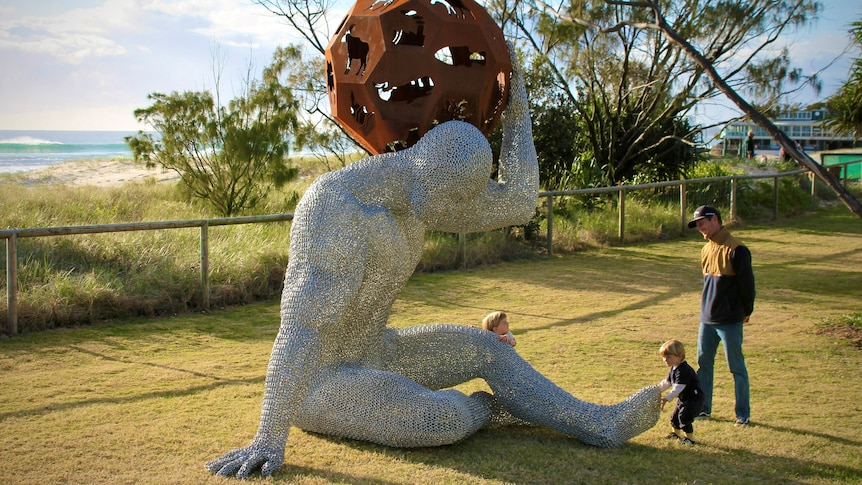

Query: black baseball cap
[{"left": 687, "top": 205, "right": 720, "bottom": 228}]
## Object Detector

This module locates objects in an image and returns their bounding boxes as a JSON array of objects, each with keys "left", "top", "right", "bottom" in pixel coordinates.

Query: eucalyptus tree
[
  {"left": 126, "top": 47, "right": 301, "bottom": 217},
  {"left": 529, "top": 0, "right": 861, "bottom": 216},
  {"left": 489, "top": 0, "right": 823, "bottom": 187}
]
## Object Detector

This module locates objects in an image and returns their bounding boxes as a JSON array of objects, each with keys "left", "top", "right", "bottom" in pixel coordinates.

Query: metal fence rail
[{"left": 3, "top": 159, "right": 860, "bottom": 335}]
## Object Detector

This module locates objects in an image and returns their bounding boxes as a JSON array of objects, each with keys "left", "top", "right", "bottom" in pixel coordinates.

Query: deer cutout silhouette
[{"left": 344, "top": 25, "right": 369, "bottom": 76}]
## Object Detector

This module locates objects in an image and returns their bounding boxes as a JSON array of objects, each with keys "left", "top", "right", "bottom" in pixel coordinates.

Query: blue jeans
[{"left": 696, "top": 321, "right": 750, "bottom": 420}]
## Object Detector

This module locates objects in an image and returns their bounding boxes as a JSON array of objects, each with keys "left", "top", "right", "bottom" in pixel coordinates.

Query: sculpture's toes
[{"left": 582, "top": 385, "right": 661, "bottom": 448}]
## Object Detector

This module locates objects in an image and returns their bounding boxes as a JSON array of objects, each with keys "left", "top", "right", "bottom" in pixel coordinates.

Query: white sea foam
[
  {"left": 0, "top": 130, "right": 135, "bottom": 173},
  {"left": 0, "top": 136, "right": 62, "bottom": 145}
]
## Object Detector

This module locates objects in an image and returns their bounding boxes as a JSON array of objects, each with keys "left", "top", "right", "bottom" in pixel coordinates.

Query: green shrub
[{"left": 737, "top": 174, "right": 810, "bottom": 220}]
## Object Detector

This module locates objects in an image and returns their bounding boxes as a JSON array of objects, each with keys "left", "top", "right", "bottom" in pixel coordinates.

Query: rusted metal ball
[{"left": 325, "top": 0, "right": 510, "bottom": 154}]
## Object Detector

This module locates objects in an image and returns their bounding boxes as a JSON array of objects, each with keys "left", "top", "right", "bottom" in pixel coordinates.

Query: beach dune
[{"left": 3, "top": 159, "right": 180, "bottom": 187}]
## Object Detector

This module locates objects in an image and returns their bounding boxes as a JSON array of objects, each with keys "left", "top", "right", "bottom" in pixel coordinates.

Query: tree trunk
[{"left": 649, "top": 3, "right": 862, "bottom": 218}]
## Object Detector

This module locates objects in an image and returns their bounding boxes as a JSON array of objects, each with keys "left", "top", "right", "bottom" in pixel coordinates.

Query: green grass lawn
[{"left": 1, "top": 205, "right": 861, "bottom": 484}]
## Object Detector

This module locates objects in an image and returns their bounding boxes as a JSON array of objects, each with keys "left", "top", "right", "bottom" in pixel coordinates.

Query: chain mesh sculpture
[{"left": 206, "top": 55, "right": 661, "bottom": 479}]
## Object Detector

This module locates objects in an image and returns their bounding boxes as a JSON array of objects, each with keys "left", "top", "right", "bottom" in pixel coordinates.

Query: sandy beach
[
  {"left": 2, "top": 149, "right": 850, "bottom": 189},
  {"left": 1, "top": 159, "right": 180, "bottom": 187}
]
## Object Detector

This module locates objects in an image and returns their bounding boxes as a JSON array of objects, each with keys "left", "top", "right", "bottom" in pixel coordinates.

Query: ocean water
[{"left": 0, "top": 130, "right": 136, "bottom": 174}]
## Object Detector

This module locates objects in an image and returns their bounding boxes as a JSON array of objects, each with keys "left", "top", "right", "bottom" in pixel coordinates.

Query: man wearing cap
[{"left": 688, "top": 205, "right": 755, "bottom": 427}]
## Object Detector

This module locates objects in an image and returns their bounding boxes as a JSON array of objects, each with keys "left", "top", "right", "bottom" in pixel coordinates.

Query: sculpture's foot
[{"left": 578, "top": 385, "right": 661, "bottom": 448}]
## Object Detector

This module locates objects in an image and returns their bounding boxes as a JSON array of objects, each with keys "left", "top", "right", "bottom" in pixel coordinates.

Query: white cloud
[
  {"left": 141, "top": 0, "right": 298, "bottom": 47},
  {"left": 0, "top": 0, "right": 301, "bottom": 65},
  {"left": 0, "top": 0, "right": 138, "bottom": 64}
]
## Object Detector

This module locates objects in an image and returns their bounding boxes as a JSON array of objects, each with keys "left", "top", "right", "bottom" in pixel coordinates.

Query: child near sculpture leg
[{"left": 658, "top": 339, "right": 704, "bottom": 445}]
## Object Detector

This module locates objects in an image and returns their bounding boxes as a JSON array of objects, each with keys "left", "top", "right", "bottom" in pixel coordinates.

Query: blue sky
[{"left": 0, "top": 0, "right": 860, "bottom": 131}]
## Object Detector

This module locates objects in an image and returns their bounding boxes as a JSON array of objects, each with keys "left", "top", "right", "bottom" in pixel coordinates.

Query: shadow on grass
[
  {"left": 700, "top": 442, "right": 862, "bottom": 484},
  {"left": 748, "top": 421, "right": 862, "bottom": 448},
  {"left": 408, "top": 253, "right": 694, "bottom": 336},
  {"left": 0, "top": 344, "right": 266, "bottom": 422},
  {"left": 67, "top": 344, "right": 234, "bottom": 379},
  {"left": 273, "top": 464, "right": 404, "bottom": 485},
  {"left": 0, "top": 375, "right": 264, "bottom": 422},
  {"left": 440, "top": 286, "right": 686, "bottom": 335},
  {"left": 272, "top": 423, "right": 862, "bottom": 484},
  {"left": 1, "top": 301, "right": 282, "bottom": 350}
]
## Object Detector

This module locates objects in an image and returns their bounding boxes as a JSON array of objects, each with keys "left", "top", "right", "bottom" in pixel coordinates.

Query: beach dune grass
[{"left": 0, "top": 205, "right": 860, "bottom": 484}]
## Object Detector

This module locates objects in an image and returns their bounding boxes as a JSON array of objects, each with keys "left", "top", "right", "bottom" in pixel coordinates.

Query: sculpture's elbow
[
  {"left": 513, "top": 199, "right": 538, "bottom": 226},
  {"left": 502, "top": 187, "right": 538, "bottom": 226}
]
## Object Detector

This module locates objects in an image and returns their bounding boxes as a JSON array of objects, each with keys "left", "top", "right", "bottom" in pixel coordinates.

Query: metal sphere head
[{"left": 325, "top": 0, "right": 511, "bottom": 154}]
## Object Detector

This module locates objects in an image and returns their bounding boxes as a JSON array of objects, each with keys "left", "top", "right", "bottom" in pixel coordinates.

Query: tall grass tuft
[
  {"left": 816, "top": 312, "right": 862, "bottom": 348},
  {"left": 545, "top": 195, "right": 682, "bottom": 251}
]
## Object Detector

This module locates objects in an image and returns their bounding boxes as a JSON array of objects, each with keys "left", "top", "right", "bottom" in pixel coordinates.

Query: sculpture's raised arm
[
  {"left": 426, "top": 51, "right": 540, "bottom": 233},
  {"left": 495, "top": 51, "right": 540, "bottom": 218}
]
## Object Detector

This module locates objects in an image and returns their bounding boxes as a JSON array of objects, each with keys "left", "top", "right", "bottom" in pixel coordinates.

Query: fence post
[
  {"left": 773, "top": 175, "right": 779, "bottom": 220},
  {"left": 810, "top": 172, "right": 817, "bottom": 208},
  {"left": 618, "top": 188, "right": 626, "bottom": 243},
  {"left": 546, "top": 194, "right": 554, "bottom": 257},
  {"left": 6, "top": 232, "right": 17, "bottom": 336},
  {"left": 679, "top": 182, "right": 686, "bottom": 235},
  {"left": 200, "top": 222, "right": 210, "bottom": 311},
  {"left": 731, "top": 177, "right": 738, "bottom": 223}
]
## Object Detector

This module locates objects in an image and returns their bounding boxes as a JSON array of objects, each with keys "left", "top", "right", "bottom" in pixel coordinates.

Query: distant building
[{"left": 718, "top": 108, "right": 859, "bottom": 156}]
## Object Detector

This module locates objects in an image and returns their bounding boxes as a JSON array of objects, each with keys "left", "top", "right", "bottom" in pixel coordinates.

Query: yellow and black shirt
[{"left": 700, "top": 227, "right": 756, "bottom": 325}]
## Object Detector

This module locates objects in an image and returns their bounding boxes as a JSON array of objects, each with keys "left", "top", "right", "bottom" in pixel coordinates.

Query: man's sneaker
[
  {"left": 665, "top": 432, "right": 680, "bottom": 440},
  {"left": 734, "top": 417, "right": 750, "bottom": 427},
  {"left": 681, "top": 437, "right": 696, "bottom": 445},
  {"left": 694, "top": 412, "right": 710, "bottom": 420}
]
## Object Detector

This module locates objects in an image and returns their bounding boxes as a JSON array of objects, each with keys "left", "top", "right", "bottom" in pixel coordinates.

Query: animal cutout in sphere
[{"left": 324, "top": 0, "right": 510, "bottom": 154}]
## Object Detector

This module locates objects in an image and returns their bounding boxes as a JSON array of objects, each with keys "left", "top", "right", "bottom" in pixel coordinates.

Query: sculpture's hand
[
  {"left": 205, "top": 438, "right": 285, "bottom": 479},
  {"left": 503, "top": 41, "right": 528, "bottom": 118}
]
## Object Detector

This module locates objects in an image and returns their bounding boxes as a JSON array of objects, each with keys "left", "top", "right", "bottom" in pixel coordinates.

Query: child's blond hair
[
  {"left": 482, "top": 311, "right": 507, "bottom": 332},
  {"left": 659, "top": 339, "right": 686, "bottom": 360}
]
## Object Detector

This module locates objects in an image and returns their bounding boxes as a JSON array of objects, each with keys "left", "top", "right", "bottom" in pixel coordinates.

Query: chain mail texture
[{"left": 207, "top": 57, "right": 661, "bottom": 479}]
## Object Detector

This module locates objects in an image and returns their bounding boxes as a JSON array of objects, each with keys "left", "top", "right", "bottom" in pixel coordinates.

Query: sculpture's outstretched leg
[{"left": 382, "top": 324, "right": 661, "bottom": 447}]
